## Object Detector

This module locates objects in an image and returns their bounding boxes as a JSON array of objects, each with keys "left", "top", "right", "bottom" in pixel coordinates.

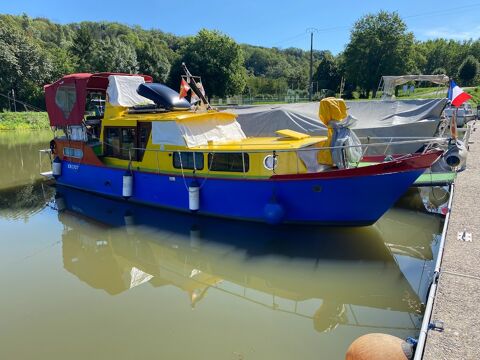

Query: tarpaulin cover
[
  {"left": 152, "top": 117, "right": 246, "bottom": 148},
  {"left": 230, "top": 98, "right": 447, "bottom": 135},
  {"left": 315, "top": 98, "right": 362, "bottom": 167},
  {"left": 229, "top": 98, "right": 448, "bottom": 154},
  {"left": 107, "top": 75, "right": 154, "bottom": 107}
]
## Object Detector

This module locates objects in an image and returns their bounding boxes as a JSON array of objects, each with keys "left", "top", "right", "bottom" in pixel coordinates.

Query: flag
[
  {"left": 189, "top": 80, "right": 205, "bottom": 104},
  {"left": 179, "top": 79, "right": 190, "bottom": 99},
  {"left": 448, "top": 80, "right": 472, "bottom": 107},
  {"left": 196, "top": 81, "right": 206, "bottom": 97}
]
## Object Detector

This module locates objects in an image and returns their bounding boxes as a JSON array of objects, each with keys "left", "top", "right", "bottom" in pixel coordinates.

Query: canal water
[{"left": 0, "top": 131, "right": 447, "bottom": 360}]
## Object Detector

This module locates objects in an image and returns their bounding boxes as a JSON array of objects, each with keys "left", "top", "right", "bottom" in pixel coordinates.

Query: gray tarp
[{"left": 227, "top": 98, "right": 448, "bottom": 154}]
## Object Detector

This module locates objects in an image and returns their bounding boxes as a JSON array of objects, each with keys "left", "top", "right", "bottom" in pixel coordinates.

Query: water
[{"left": 0, "top": 130, "right": 446, "bottom": 360}]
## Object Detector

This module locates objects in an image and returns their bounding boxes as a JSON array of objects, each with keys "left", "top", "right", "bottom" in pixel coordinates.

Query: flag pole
[{"left": 181, "top": 63, "right": 212, "bottom": 109}]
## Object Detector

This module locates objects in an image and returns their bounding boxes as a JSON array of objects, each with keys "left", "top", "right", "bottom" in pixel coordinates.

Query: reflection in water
[
  {"left": 0, "top": 130, "right": 52, "bottom": 189},
  {"left": 0, "top": 127, "right": 446, "bottom": 359},
  {"left": 0, "top": 181, "right": 54, "bottom": 220},
  {"left": 56, "top": 185, "right": 443, "bottom": 338}
]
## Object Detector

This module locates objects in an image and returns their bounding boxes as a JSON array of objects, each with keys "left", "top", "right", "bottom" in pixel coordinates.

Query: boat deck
[{"left": 423, "top": 121, "right": 480, "bottom": 359}]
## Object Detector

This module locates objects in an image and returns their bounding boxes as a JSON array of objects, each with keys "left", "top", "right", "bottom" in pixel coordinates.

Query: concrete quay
[{"left": 423, "top": 122, "right": 480, "bottom": 360}]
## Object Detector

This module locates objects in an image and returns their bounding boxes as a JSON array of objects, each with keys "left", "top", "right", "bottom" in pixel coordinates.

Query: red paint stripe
[{"left": 270, "top": 150, "right": 442, "bottom": 180}]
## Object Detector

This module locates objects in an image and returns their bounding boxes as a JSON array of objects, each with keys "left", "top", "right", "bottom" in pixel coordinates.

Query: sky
[{"left": 1, "top": 0, "right": 480, "bottom": 54}]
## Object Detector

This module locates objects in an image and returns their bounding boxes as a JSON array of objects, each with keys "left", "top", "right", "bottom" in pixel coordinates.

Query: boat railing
[{"left": 120, "top": 136, "right": 448, "bottom": 177}]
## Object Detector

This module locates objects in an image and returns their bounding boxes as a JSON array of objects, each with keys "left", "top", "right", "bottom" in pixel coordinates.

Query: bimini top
[{"left": 45, "top": 72, "right": 153, "bottom": 127}]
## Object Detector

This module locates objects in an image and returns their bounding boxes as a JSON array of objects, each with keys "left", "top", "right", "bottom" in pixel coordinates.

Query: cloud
[{"left": 419, "top": 25, "right": 480, "bottom": 40}]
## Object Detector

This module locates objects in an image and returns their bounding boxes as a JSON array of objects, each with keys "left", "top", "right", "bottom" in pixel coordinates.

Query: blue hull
[{"left": 57, "top": 161, "right": 424, "bottom": 225}]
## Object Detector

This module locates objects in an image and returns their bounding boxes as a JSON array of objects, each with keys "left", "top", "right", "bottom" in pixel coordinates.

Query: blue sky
[{"left": 2, "top": 0, "right": 480, "bottom": 53}]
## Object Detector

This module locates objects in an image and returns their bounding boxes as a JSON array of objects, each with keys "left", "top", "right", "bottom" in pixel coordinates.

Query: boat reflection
[{"left": 56, "top": 186, "right": 443, "bottom": 334}]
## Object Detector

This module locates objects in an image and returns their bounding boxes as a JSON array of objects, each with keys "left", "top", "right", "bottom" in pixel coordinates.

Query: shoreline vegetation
[{"left": 0, "top": 112, "right": 49, "bottom": 130}]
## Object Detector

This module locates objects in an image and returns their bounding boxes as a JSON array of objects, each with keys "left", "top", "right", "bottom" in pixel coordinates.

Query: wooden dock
[{"left": 423, "top": 123, "right": 480, "bottom": 359}]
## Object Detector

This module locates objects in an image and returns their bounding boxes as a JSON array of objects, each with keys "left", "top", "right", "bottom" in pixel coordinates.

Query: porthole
[{"left": 263, "top": 155, "right": 278, "bottom": 171}]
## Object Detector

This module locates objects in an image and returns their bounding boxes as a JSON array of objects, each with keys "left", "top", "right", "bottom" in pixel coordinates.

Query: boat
[
  {"left": 43, "top": 71, "right": 442, "bottom": 226},
  {"left": 444, "top": 102, "right": 476, "bottom": 127}
]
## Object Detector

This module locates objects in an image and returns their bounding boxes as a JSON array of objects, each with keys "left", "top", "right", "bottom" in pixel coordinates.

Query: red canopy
[{"left": 45, "top": 72, "right": 153, "bottom": 127}]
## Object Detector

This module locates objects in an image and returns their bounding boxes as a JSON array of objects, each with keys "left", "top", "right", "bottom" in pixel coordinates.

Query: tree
[
  {"left": 0, "top": 19, "right": 52, "bottom": 109},
  {"left": 70, "top": 24, "right": 97, "bottom": 72},
  {"left": 92, "top": 37, "right": 138, "bottom": 73},
  {"left": 458, "top": 55, "right": 479, "bottom": 86},
  {"left": 343, "top": 11, "right": 415, "bottom": 97},
  {"left": 136, "top": 42, "right": 170, "bottom": 82},
  {"left": 432, "top": 67, "right": 447, "bottom": 75},
  {"left": 313, "top": 51, "right": 340, "bottom": 91},
  {"left": 168, "top": 29, "right": 246, "bottom": 98}
]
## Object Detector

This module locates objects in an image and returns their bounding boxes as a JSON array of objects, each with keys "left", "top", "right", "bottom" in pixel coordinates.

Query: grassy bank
[
  {"left": 0, "top": 112, "right": 49, "bottom": 130},
  {"left": 466, "top": 87, "right": 480, "bottom": 106}
]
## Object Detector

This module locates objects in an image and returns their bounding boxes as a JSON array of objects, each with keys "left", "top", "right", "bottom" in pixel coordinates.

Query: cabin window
[
  {"left": 55, "top": 83, "right": 77, "bottom": 119},
  {"left": 104, "top": 127, "right": 136, "bottom": 160},
  {"left": 85, "top": 92, "right": 105, "bottom": 120},
  {"left": 173, "top": 152, "right": 204, "bottom": 170},
  {"left": 208, "top": 153, "right": 249, "bottom": 172},
  {"left": 137, "top": 122, "right": 152, "bottom": 162},
  {"left": 63, "top": 147, "right": 83, "bottom": 159},
  {"left": 104, "top": 128, "right": 121, "bottom": 158},
  {"left": 120, "top": 128, "right": 136, "bottom": 160}
]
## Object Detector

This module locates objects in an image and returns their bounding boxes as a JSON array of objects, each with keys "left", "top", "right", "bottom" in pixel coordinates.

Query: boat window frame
[
  {"left": 63, "top": 147, "right": 84, "bottom": 159},
  {"left": 103, "top": 126, "right": 138, "bottom": 161},
  {"left": 207, "top": 152, "right": 249, "bottom": 173},
  {"left": 172, "top": 152, "right": 204, "bottom": 171}
]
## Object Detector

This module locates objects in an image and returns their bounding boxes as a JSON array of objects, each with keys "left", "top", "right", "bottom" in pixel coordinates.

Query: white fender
[
  {"left": 188, "top": 183, "right": 200, "bottom": 211},
  {"left": 52, "top": 157, "right": 62, "bottom": 177},
  {"left": 123, "top": 173, "right": 133, "bottom": 198}
]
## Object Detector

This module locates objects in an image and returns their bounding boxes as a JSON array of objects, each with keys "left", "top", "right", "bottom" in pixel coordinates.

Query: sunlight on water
[{"left": 0, "top": 131, "right": 445, "bottom": 360}]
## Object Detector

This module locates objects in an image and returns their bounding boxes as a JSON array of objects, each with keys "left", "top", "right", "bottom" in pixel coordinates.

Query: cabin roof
[
  {"left": 45, "top": 72, "right": 153, "bottom": 127},
  {"left": 190, "top": 135, "right": 328, "bottom": 151},
  {"left": 103, "top": 108, "right": 238, "bottom": 123}
]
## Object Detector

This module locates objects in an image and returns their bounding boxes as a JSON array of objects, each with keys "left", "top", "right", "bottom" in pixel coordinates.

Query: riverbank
[{"left": 0, "top": 112, "right": 49, "bottom": 130}]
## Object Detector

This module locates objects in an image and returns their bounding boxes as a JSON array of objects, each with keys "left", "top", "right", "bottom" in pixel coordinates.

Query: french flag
[{"left": 448, "top": 80, "right": 472, "bottom": 107}]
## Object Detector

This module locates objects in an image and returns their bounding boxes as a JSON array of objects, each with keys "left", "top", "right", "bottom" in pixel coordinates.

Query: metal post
[
  {"left": 12, "top": 89, "right": 17, "bottom": 112},
  {"left": 309, "top": 31, "right": 313, "bottom": 101}
]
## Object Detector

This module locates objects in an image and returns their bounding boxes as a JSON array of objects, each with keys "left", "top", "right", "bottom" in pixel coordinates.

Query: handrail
[{"left": 117, "top": 137, "right": 448, "bottom": 155}]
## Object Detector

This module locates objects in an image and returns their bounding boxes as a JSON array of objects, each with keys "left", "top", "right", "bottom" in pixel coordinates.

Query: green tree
[
  {"left": 169, "top": 29, "right": 246, "bottom": 98},
  {"left": 70, "top": 24, "right": 97, "bottom": 72},
  {"left": 343, "top": 11, "right": 415, "bottom": 97},
  {"left": 0, "top": 19, "right": 52, "bottom": 109},
  {"left": 458, "top": 55, "right": 479, "bottom": 86},
  {"left": 313, "top": 51, "right": 340, "bottom": 91},
  {"left": 136, "top": 42, "right": 170, "bottom": 82},
  {"left": 432, "top": 67, "right": 447, "bottom": 75},
  {"left": 92, "top": 37, "right": 138, "bottom": 73}
]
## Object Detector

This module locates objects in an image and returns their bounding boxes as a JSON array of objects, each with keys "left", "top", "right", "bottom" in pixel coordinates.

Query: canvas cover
[
  {"left": 152, "top": 117, "right": 246, "bottom": 148},
  {"left": 314, "top": 98, "right": 362, "bottom": 167},
  {"left": 107, "top": 75, "right": 154, "bottom": 107},
  {"left": 229, "top": 98, "right": 447, "bottom": 154}
]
